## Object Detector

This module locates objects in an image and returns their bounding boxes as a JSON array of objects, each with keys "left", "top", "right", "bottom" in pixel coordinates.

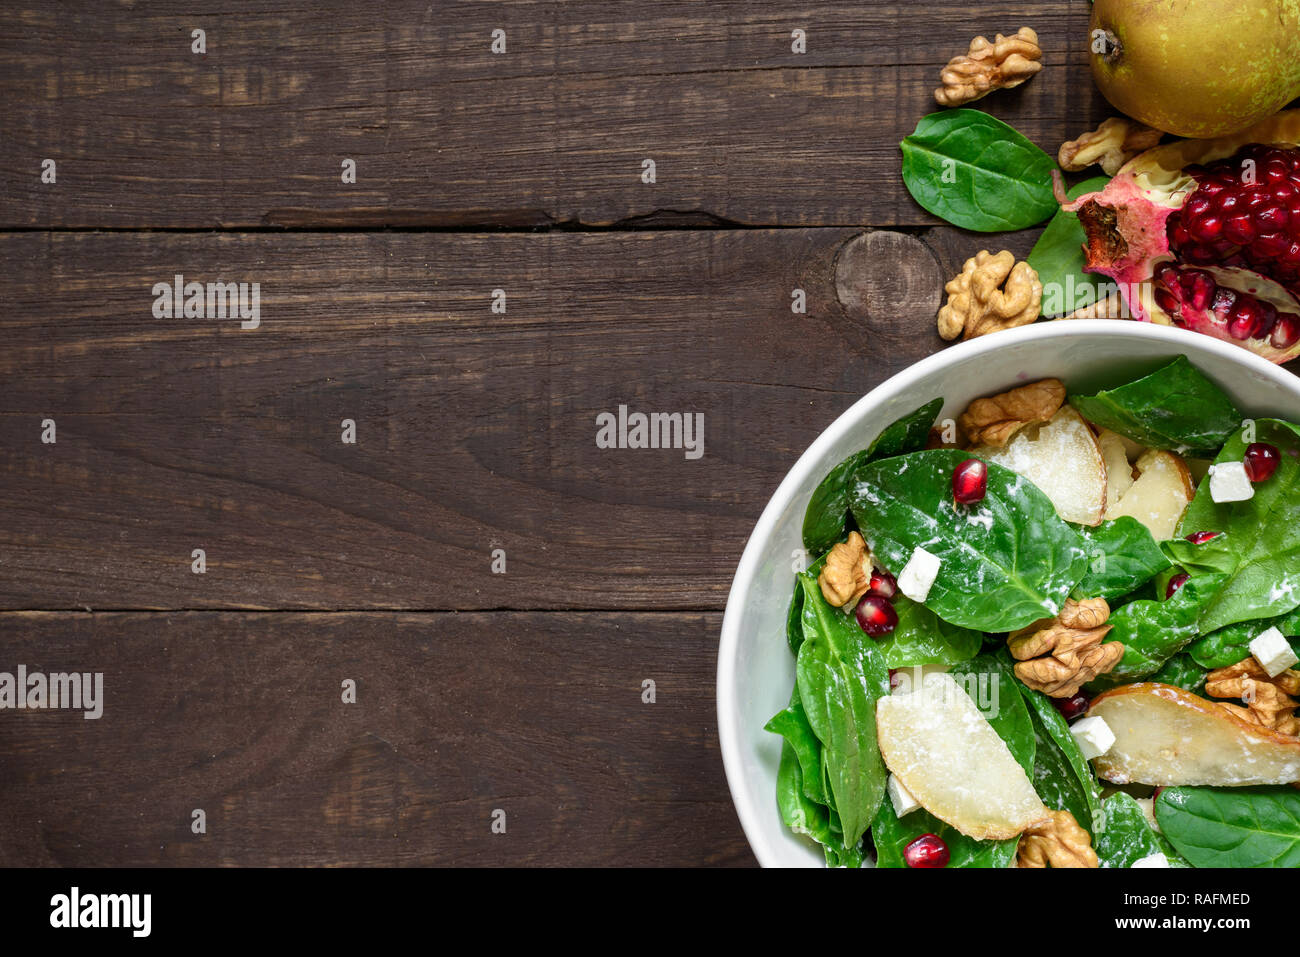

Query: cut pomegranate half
[{"left": 1064, "top": 110, "right": 1300, "bottom": 364}]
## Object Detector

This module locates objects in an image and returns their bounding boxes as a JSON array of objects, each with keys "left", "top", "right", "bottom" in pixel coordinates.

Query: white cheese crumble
[
  {"left": 897, "top": 546, "right": 941, "bottom": 603},
  {"left": 1250, "top": 626, "right": 1298, "bottom": 678},
  {"left": 1070, "top": 715, "right": 1116, "bottom": 761},
  {"left": 1131, "top": 852, "right": 1170, "bottom": 868},
  {"left": 887, "top": 774, "right": 921, "bottom": 817},
  {"left": 1208, "top": 461, "right": 1255, "bottom": 503}
]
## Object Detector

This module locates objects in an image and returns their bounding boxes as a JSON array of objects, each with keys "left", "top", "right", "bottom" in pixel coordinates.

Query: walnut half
[
  {"left": 957, "top": 378, "right": 1065, "bottom": 448},
  {"left": 1206, "top": 658, "right": 1300, "bottom": 737},
  {"left": 1008, "top": 597, "right": 1123, "bottom": 698},
  {"left": 937, "top": 251, "right": 1042, "bottom": 342},
  {"left": 818, "top": 531, "right": 873, "bottom": 608},
  {"left": 1017, "top": 809, "right": 1098, "bottom": 868},
  {"left": 1058, "top": 117, "right": 1163, "bottom": 176},
  {"left": 935, "top": 27, "right": 1043, "bottom": 108}
]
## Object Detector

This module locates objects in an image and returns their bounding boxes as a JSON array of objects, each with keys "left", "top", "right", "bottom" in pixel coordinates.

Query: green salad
[{"left": 767, "top": 357, "right": 1300, "bottom": 868}]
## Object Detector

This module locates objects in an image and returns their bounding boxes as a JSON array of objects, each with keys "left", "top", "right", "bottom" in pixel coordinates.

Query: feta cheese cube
[
  {"left": 1070, "top": 715, "right": 1116, "bottom": 761},
  {"left": 887, "top": 774, "right": 921, "bottom": 817},
  {"left": 1131, "top": 852, "right": 1170, "bottom": 868},
  {"left": 1250, "top": 626, "right": 1299, "bottom": 677},
  {"left": 1208, "top": 461, "right": 1255, "bottom": 503},
  {"left": 897, "top": 546, "right": 941, "bottom": 603}
]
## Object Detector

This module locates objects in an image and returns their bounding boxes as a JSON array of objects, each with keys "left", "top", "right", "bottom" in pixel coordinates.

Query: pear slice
[
  {"left": 1103, "top": 449, "right": 1194, "bottom": 541},
  {"left": 876, "top": 673, "right": 1050, "bottom": 839},
  {"left": 1097, "top": 429, "right": 1135, "bottom": 511},
  {"left": 1089, "top": 683, "right": 1300, "bottom": 786},
  {"left": 971, "top": 405, "right": 1108, "bottom": 526}
]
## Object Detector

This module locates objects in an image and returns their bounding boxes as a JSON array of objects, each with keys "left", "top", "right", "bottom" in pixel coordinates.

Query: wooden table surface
[{"left": 2, "top": 1, "right": 1282, "bottom": 867}]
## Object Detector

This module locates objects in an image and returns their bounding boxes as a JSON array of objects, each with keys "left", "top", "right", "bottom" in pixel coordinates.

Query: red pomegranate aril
[
  {"left": 1166, "top": 572, "right": 1191, "bottom": 599},
  {"left": 1154, "top": 287, "right": 1181, "bottom": 315},
  {"left": 1244, "top": 442, "right": 1281, "bottom": 482},
  {"left": 1183, "top": 195, "right": 1212, "bottom": 218},
  {"left": 1053, "top": 692, "right": 1090, "bottom": 722},
  {"left": 1189, "top": 215, "right": 1224, "bottom": 243},
  {"left": 1273, "top": 314, "right": 1300, "bottom": 349},
  {"left": 1223, "top": 215, "right": 1258, "bottom": 245},
  {"left": 904, "top": 833, "right": 950, "bottom": 868},
  {"left": 1186, "top": 530, "right": 1221, "bottom": 544},
  {"left": 856, "top": 596, "right": 899, "bottom": 636},
  {"left": 867, "top": 569, "right": 898, "bottom": 601},
  {"left": 1258, "top": 205, "right": 1290, "bottom": 231},
  {"left": 1229, "top": 301, "right": 1261, "bottom": 339},
  {"left": 1252, "top": 233, "right": 1291, "bottom": 260},
  {"left": 952, "top": 458, "right": 989, "bottom": 505},
  {"left": 889, "top": 668, "right": 903, "bottom": 690},
  {"left": 1253, "top": 300, "right": 1280, "bottom": 338}
]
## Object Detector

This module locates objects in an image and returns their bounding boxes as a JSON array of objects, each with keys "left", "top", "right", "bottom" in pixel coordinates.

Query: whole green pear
[{"left": 1090, "top": 0, "right": 1300, "bottom": 138}]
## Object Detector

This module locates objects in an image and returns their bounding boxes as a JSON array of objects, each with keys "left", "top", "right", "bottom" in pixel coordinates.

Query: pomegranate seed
[
  {"left": 1154, "top": 287, "right": 1181, "bottom": 315},
  {"left": 889, "top": 668, "right": 902, "bottom": 690},
  {"left": 855, "top": 596, "right": 898, "bottom": 636},
  {"left": 1186, "top": 530, "right": 1221, "bottom": 544},
  {"left": 904, "top": 834, "right": 950, "bottom": 868},
  {"left": 1229, "top": 301, "right": 1261, "bottom": 339},
  {"left": 1053, "top": 692, "right": 1090, "bottom": 722},
  {"left": 1224, "top": 215, "right": 1257, "bottom": 244},
  {"left": 951, "top": 458, "right": 988, "bottom": 505},
  {"left": 1253, "top": 300, "right": 1280, "bottom": 339},
  {"left": 867, "top": 569, "right": 897, "bottom": 600},
  {"left": 1258, "top": 205, "right": 1290, "bottom": 232},
  {"left": 1155, "top": 262, "right": 1180, "bottom": 286},
  {"left": 1273, "top": 313, "right": 1300, "bottom": 349},
  {"left": 1189, "top": 215, "right": 1223, "bottom": 243},
  {"left": 1244, "top": 443, "right": 1281, "bottom": 482},
  {"left": 1166, "top": 572, "right": 1190, "bottom": 599}
]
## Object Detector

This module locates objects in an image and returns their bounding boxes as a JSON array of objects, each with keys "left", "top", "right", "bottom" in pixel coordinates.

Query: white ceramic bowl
[{"left": 717, "top": 320, "right": 1300, "bottom": 867}]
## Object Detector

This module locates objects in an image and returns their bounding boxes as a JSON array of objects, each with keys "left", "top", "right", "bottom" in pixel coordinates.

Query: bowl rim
[{"left": 716, "top": 320, "right": 1300, "bottom": 867}]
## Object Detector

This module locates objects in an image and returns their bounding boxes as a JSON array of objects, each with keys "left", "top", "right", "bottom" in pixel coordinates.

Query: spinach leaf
[
  {"left": 1157, "top": 786, "right": 1300, "bottom": 868},
  {"left": 774, "top": 741, "right": 833, "bottom": 844},
  {"left": 1068, "top": 357, "right": 1242, "bottom": 457},
  {"left": 870, "top": 653, "right": 1034, "bottom": 867},
  {"left": 1148, "top": 652, "right": 1207, "bottom": 693},
  {"left": 871, "top": 805, "right": 1014, "bottom": 868},
  {"left": 1017, "top": 678, "right": 1103, "bottom": 834},
  {"left": 765, "top": 688, "right": 826, "bottom": 806},
  {"left": 1094, "top": 793, "right": 1168, "bottom": 868},
  {"left": 1028, "top": 175, "right": 1112, "bottom": 317},
  {"left": 794, "top": 573, "right": 890, "bottom": 847},
  {"left": 1092, "top": 574, "right": 1228, "bottom": 687},
  {"left": 785, "top": 553, "right": 827, "bottom": 654},
  {"left": 1175, "top": 419, "right": 1300, "bottom": 633},
  {"left": 1188, "top": 607, "right": 1300, "bottom": 669},
  {"left": 850, "top": 450, "right": 1089, "bottom": 632},
  {"left": 900, "top": 110, "right": 1058, "bottom": 232},
  {"left": 1073, "top": 517, "right": 1172, "bottom": 602},
  {"left": 874, "top": 595, "right": 982, "bottom": 668},
  {"left": 801, "top": 398, "right": 943, "bottom": 557}
]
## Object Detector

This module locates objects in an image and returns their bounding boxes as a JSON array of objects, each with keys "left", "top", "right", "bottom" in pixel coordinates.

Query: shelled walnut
[
  {"left": 1008, "top": 598, "right": 1123, "bottom": 698},
  {"left": 1206, "top": 658, "right": 1300, "bottom": 736},
  {"left": 1017, "top": 809, "right": 1098, "bottom": 868},
  {"left": 818, "top": 531, "right": 873, "bottom": 607},
  {"left": 937, "top": 250, "right": 1042, "bottom": 342},
  {"left": 956, "top": 378, "right": 1065, "bottom": 448},
  {"left": 935, "top": 27, "right": 1043, "bottom": 107},
  {"left": 1058, "top": 117, "right": 1163, "bottom": 176}
]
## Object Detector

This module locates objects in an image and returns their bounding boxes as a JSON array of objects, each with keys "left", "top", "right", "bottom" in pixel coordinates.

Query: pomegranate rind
[
  {"left": 1064, "top": 110, "right": 1300, "bottom": 363},
  {"left": 1088, "top": 682, "right": 1300, "bottom": 787}
]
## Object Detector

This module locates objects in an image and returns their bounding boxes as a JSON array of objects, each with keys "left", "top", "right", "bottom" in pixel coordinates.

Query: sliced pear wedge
[
  {"left": 1097, "top": 429, "right": 1135, "bottom": 511},
  {"left": 972, "top": 404, "right": 1108, "bottom": 526},
  {"left": 1103, "top": 449, "right": 1194, "bottom": 541},
  {"left": 1089, "top": 683, "right": 1300, "bottom": 786},
  {"left": 876, "top": 673, "right": 1050, "bottom": 839}
]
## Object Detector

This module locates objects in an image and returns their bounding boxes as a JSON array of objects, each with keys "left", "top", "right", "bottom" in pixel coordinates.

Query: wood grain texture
[
  {"left": 0, "top": 227, "right": 972, "bottom": 611},
  {"left": 0, "top": 610, "right": 750, "bottom": 866},
  {"left": 0, "top": 0, "right": 1110, "bottom": 228}
]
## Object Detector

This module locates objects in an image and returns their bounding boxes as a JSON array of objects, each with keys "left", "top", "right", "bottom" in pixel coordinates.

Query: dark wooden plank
[
  {"left": 0, "top": 227, "right": 961, "bottom": 610},
  {"left": 0, "top": 0, "right": 1110, "bottom": 228},
  {"left": 0, "top": 610, "right": 749, "bottom": 866}
]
